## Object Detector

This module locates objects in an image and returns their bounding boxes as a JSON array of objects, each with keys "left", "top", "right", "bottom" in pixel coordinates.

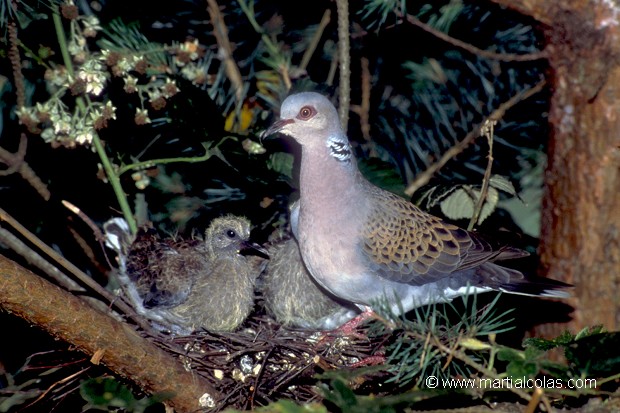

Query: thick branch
[{"left": 0, "top": 254, "right": 219, "bottom": 412}]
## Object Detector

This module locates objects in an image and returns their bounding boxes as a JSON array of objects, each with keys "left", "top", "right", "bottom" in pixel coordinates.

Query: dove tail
[
  {"left": 474, "top": 262, "right": 572, "bottom": 299},
  {"left": 103, "top": 217, "right": 134, "bottom": 257},
  {"left": 499, "top": 276, "right": 572, "bottom": 299}
]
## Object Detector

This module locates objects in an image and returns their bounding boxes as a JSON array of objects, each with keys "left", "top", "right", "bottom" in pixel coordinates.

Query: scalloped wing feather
[{"left": 360, "top": 186, "right": 523, "bottom": 285}]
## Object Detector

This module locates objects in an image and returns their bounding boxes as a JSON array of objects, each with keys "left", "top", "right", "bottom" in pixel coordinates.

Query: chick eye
[
  {"left": 297, "top": 106, "right": 316, "bottom": 120},
  {"left": 226, "top": 230, "right": 236, "bottom": 239}
]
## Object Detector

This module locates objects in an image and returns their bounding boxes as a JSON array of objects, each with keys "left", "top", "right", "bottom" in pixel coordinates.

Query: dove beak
[
  {"left": 239, "top": 240, "right": 269, "bottom": 259},
  {"left": 261, "top": 118, "right": 295, "bottom": 139}
]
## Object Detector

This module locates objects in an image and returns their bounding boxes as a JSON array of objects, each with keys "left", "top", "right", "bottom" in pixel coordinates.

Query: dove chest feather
[{"left": 297, "top": 151, "right": 370, "bottom": 297}]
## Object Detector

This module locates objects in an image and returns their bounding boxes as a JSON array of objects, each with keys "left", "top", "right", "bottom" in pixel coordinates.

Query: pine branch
[
  {"left": 405, "top": 79, "right": 546, "bottom": 197},
  {"left": 399, "top": 10, "right": 547, "bottom": 62}
]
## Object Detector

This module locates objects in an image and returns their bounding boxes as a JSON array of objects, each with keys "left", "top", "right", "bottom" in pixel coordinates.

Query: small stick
[
  {"left": 336, "top": 0, "right": 351, "bottom": 132},
  {"left": 468, "top": 120, "right": 496, "bottom": 230},
  {"left": 299, "top": 9, "right": 331, "bottom": 71}
]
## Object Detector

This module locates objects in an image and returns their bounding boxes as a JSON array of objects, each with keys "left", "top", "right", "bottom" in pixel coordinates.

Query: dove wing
[{"left": 360, "top": 187, "right": 511, "bottom": 285}]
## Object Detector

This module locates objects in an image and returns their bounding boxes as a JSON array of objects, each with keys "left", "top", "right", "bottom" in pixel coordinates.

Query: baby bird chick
[
  {"left": 105, "top": 215, "right": 267, "bottom": 334},
  {"left": 261, "top": 235, "right": 359, "bottom": 330}
]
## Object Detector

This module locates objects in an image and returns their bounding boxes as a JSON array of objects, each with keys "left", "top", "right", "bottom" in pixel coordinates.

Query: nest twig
[{"left": 152, "top": 309, "right": 385, "bottom": 410}]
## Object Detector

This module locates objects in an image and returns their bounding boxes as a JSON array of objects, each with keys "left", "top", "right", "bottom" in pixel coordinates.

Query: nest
[{"left": 151, "top": 305, "right": 387, "bottom": 411}]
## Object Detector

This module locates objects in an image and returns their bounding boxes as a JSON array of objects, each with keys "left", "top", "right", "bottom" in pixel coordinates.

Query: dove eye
[
  {"left": 226, "top": 230, "right": 237, "bottom": 239},
  {"left": 297, "top": 106, "right": 316, "bottom": 120}
]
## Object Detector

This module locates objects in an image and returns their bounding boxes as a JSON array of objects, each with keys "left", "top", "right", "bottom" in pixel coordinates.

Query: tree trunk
[{"left": 491, "top": 0, "right": 620, "bottom": 336}]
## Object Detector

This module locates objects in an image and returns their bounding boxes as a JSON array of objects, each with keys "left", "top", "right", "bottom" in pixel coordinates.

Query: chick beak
[{"left": 239, "top": 240, "right": 269, "bottom": 259}]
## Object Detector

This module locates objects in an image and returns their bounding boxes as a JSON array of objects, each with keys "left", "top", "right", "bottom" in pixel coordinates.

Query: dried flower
[
  {"left": 82, "top": 15, "right": 102, "bottom": 37},
  {"left": 75, "top": 127, "right": 95, "bottom": 145},
  {"left": 16, "top": 106, "right": 41, "bottom": 133},
  {"left": 77, "top": 59, "right": 108, "bottom": 96},
  {"left": 150, "top": 96, "right": 167, "bottom": 111},
  {"left": 45, "top": 67, "right": 70, "bottom": 87},
  {"left": 61, "top": 4, "right": 79, "bottom": 20},
  {"left": 69, "top": 77, "right": 87, "bottom": 95},
  {"left": 123, "top": 75, "right": 138, "bottom": 93},
  {"left": 181, "top": 64, "right": 210, "bottom": 85},
  {"left": 174, "top": 39, "right": 203, "bottom": 66},
  {"left": 102, "top": 50, "right": 121, "bottom": 67},
  {"left": 93, "top": 101, "right": 117, "bottom": 129},
  {"left": 133, "top": 56, "right": 148, "bottom": 74},
  {"left": 135, "top": 108, "right": 151, "bottom": 125},
  {"left": 67, "top": 37, "right": 86, "bottom": 57},
  {"left": 102, "top": 101, "right": 117, "bottom": 120},
  {"left": 131, "top": 171, "right": 151, "bottom": 190},
  {"left": 161, "top": 78, "right": 180, "bottom": 98}
]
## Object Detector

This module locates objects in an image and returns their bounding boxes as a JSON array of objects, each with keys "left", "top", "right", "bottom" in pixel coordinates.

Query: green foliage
[
  {"left": 524, "top": 326, "right": 620, "bottom": 377},
  {"left": 250, "top": 399, "right": 328, "bottom": 413},
  {"left": 80, "top": 377, "right": 166, "bottom": 412},
  {"left": 320, "top": 377, "right": 434, "bottom": 413},
  {"left": 369, "top": 292, "right": 514, "bottom": 387},
  {"left": 358, "top": 158, "right": 407, "bottom": 196},
  {"left": 524, "top": 325, "right": 606, "bottom": 351},
  {"left": 100, "top": 19, "right": 161, "bottom": 57},
  {"left": 496, "top": 345, "right": 567, "bottom": 379},
  {"left": 422, "top": 0, "right": 464, "bottom": 32},
  {"left": 297, "top": 296, "right": 616, "bottom": 411},
  {"left": 360, "top": 0, "right": 406, "bottom": 29},
  {"left": 417, "top": 174, "right": 517, "bottom": 225},
  {"left": 268, "top": 152, "right": 296, "bottom": 180},
  {"left": 565, "top": 332, "right": 620, "bottom": 377}
]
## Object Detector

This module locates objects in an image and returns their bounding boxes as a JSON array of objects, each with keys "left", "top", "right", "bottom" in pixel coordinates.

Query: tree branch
[
  {"left": 336, "top": 0, "right": 351, "bottom": 132},
  {"left": 207, "top": 0, "right": 244, "bottom": 102},
  {"left": 0, "top": 134, "right": 51, "bottom": 201},
  {"left": 299, "top": 9, "right": 331, "bottom": 72},
  {"left": 398, "top": 11, "right": 548, "bottom": 62},
  {"left": 0, "top": 254, "right": 220, "bottom": 412}
]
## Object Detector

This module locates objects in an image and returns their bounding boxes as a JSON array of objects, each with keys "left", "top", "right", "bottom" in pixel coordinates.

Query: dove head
[
  {"left": 204, "top": 215, "right": 267, "bottom": 258},
  {"left": 264, "top": 92, "right": 345, "bottom": 148}
]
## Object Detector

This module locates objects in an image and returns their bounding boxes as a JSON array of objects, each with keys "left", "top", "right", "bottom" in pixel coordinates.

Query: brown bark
[
  {"left": 490, "top": 0, "right": 620, "bottom": 335},
  {"left": 0, "top": 253, "right": 219, "bottom": 412}
]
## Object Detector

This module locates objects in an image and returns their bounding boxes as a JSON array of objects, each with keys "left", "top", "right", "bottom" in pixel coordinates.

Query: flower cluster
[
  {"left": 17, "top": 101, "right": 116, "bottom": 148},
  {"left": 174, "top": 40, "right": 213, "bottom": 86}
]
